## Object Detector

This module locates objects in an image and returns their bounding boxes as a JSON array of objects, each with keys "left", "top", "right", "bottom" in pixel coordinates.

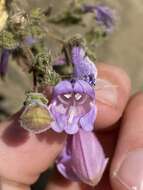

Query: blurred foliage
[{"left": 0, "top": 0, "right": 115, "bottom": 121}]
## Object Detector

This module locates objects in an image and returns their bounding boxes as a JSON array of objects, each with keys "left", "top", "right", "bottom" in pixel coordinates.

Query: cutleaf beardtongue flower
[
  {"left": 56, "top": 129, "right": 109, "bottom": 186},
  {"left": 50, "top": 79, "right": 97, "bottom": 134}
]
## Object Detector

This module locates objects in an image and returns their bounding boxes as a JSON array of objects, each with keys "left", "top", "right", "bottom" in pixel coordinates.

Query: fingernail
[
  {"left": 112, "top": 149, "right": 143, "bottom": 190},
  {"left": 96, "top": 78, "right": 118, "bottom": 106}
]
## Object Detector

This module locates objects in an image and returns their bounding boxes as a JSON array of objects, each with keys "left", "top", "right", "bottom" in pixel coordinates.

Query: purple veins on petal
[
  {"left": 50, "top": 105, "right": 66, "bottom": 133},
  {"left": 0, "top": 49, "right": 9, "bottom": 78},
  {"left": 80, "top": 106, "right": 97, "bottom": 132},
  {"left": 50, "top": 79, "right": 96, "bottom": 134},
  {"left": 74, "top": 80, "right": 95, "bottom": 99},
  {"left": 72, "top": 47, "right": 97, "bottom": 86},
  {"left": 53, "top": 80, "right": 73, "bottom": 97},
  {"left": 71, "top": 129, "right": 108, "bottom": 186},
  {"left": 56, "top": 138, "right": 80, "bottom": 181},
  {"left": 56, "top": 129, "right": 108, "bottom": 186}
]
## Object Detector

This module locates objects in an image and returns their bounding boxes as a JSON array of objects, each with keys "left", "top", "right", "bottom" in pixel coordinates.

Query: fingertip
[
  {"left": 95, "top": 64, "right": 131, "bottom": 129},
  {"left": 0, "top": 111, "right": 67, "bottom": 186},
  {"left": 110, "top": 92, "right": 143, "bottom": 190},
  {"left": 97, "top": 64, "right": 131, "bottom": 93}
]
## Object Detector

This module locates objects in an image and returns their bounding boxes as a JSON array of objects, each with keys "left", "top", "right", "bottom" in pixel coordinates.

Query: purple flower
[
  {"left": 24, "top": 36, "right": 37, "bottom": 46},
  {"left": 56, "top": 129, "right": 108, "bottom": 186},
  {"left": 0, "top": 49, "right": 10, "bottom": 78},
  {"left": 50, "top": 80, "right": 97, "bottom": 134},
  {"left": 95, "top": 5, "right": 116, "bottom": 33},
  {"left": 72, "top": 47, "right": 97, "bottom": 86},
  {"left": 82, "top": 4, "right": 116, "bottom": 33}
]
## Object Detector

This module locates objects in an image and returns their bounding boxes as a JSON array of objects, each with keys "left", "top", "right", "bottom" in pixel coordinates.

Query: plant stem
[
  {"left": 20, "top": 42, "right": 37, "bottom": 92},
  {"left": 32, "top": 69, "right": 37, "bottom": 92}
]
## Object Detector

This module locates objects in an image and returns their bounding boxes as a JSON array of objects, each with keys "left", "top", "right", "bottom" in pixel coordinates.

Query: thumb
[{"left": 0, "top": 110, "right": 66, "bottom": 190}]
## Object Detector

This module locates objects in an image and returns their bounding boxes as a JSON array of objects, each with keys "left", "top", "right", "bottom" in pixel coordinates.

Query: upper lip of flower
[
  {"left": 53, "top": 80, "right": 95, "bottom": 99},
  {"left": 54, "top": 80, "right": 73, "bottom": 96},
  {"left": 71, "top": 46, "right": 97, "bottom": 86}
]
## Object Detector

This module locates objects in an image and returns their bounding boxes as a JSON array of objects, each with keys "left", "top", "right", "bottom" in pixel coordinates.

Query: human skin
[{"left": 0, "top": 64, "right": 135, "bottom": 190}]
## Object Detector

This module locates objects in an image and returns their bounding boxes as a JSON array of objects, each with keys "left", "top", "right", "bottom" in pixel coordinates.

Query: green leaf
[{"left": 49, "top": 11, "right": 82, "bottom": 25}]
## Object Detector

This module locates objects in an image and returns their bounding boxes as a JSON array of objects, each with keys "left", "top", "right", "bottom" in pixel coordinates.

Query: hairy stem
[{"left": 20, "top": 42, "right": 37, "bottom": 91}]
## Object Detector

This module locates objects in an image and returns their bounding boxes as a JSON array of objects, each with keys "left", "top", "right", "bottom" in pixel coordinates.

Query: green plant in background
[
  {"left": 0, "top": 0, "right": 116, "bottom": 79},
  {"left": 0, "top": 2, "right": 61, "bottom": 87},
  {"left": 0, "top": 0, "right": 117, "bottom": 121}
]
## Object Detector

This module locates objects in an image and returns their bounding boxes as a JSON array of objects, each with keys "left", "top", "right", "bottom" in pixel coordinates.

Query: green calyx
[
  {"left": 30, "top": 8, "right": 44, "bottom": 23},
  {"left": 0, "top": 30, "right": 18, "bottom": 49},
  {"left": 24, "top": 92, "right": 48, "bottom": 105},
  {"left": 66, "top": 34, "right": 86, "bottom": 48},
  {"left": 62, "top": 34, "right": 96, "bottom": 64}
]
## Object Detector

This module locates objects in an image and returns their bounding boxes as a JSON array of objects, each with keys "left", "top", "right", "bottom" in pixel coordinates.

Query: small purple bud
[
  {"left": 72, "top": 47, "right": 97, "bottom": 86},
  {"left": 56, "top": 129, "right": 108, "bottom": 186},
  {"left": 95, "top": 5, "right": 116, "bottom": 33},
  {"left": 24, "top": 36, "right": 37, "bottom": 46},
  {"left": 0, "top": 49, "right": 9, "bottom": 78},
  {"left": 81, "top": 4, "right": 116, "bottom": 33}
]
